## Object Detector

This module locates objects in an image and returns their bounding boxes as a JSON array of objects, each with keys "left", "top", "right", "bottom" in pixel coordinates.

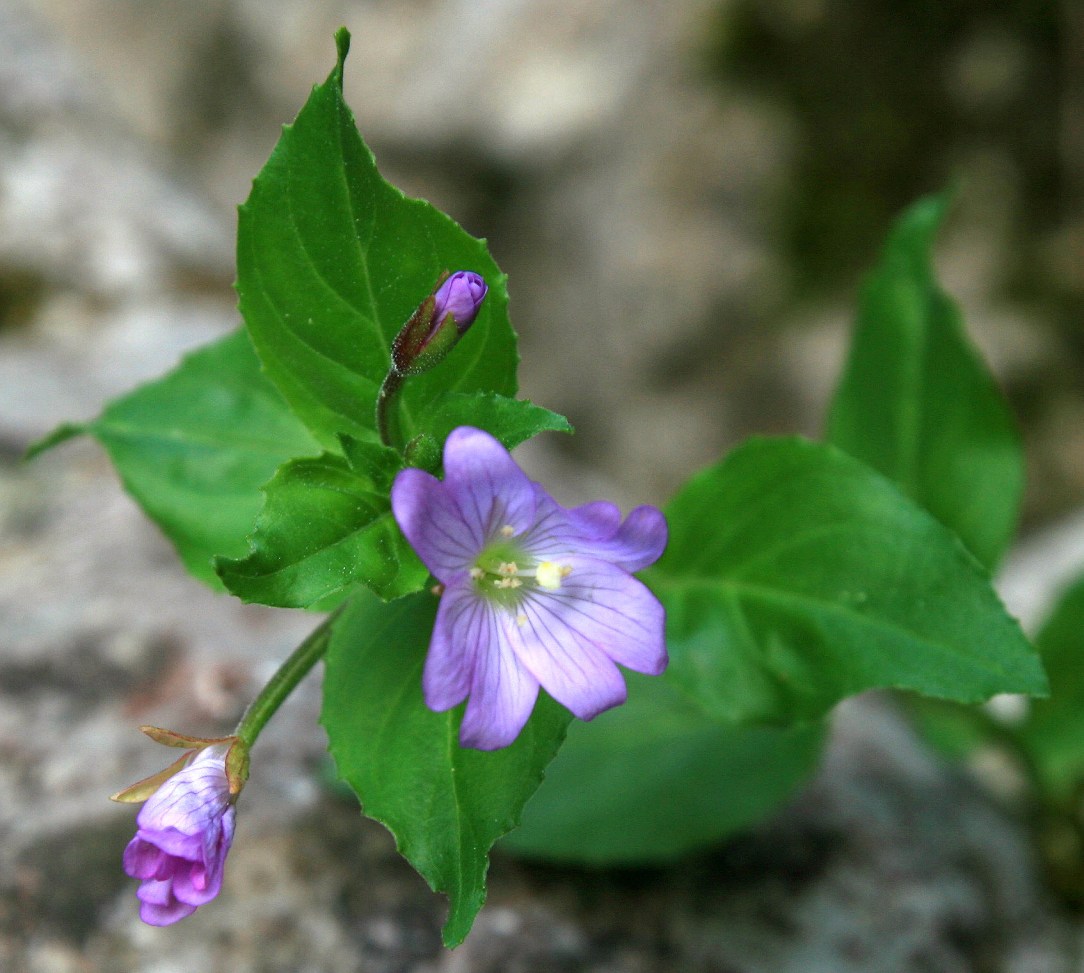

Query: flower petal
[
  {"left": 123, "top": 837, "right": 168, "bottom": 880},
  {"left": 136, "top": 877, "right": 175, "bottom": 907},
  {"left": 441, "top": 427, "right": 536, "bottom": 541},
  {"left": 392, "top": 469, "right": 479, "bottom": 581},
  {"left": 577, "top": 505, "right": 668, "bottom": 573},
  {"left": 138, "top": 892, "right": 197, "bottom": 926},
  {"left": 549, "top": 556, "right": 668, "bottom": 674},
  {"left": 507, "top": 556, "right": 667, "bottom": 718},
  {"left": 137, "top": 745, "right": 232, "bottom": 839},
  {"left": 458, "top": 620, "right": 541, "bottom": 750},
  {"left": 567, "top": 499, "right": 623, "bottom": 538},
  {"left": 423, "top": 577, "right": 482, "bottom": 711},
  {"left": 133, "top": 826, "right": 203, "bottom": 861},
  {"left": 523, "top": 495, "right": 667, "bottom": 574}
]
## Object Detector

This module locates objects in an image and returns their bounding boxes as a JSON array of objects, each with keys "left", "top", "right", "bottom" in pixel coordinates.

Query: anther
[{"left": 500, "top": 525, "right": 515, "bottom": 538}]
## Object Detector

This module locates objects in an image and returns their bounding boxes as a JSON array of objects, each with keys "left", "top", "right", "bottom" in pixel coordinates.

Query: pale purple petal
[
  {"left": 459, "top": 623, "right": 541, "bottom": 750},
  {"left": 422, "top": 576, "right": 482, "bottom": 711},
  {"left": 524, "top": 493, "right": 667, "bottom": 574},
  {"left": 139, "top": 894, "right": 197, "bottom": 926},
  {"left": 504, "top": 592, "right": 630, "bottom": 721},
  {"left": 137, "top": 747, "right": 231, "bottom": 837},
  {"left": 392, "top": 469, "right": 479, "bottom": 581},
  {"left": 441, "top": 427, "right": 537, "bottom": 541},
  {"left": 576, "top": 505, "right": 668, "bottom": 573},
  {"left": 123, "top": 837, "right": 168, "bottom": 880},
  {"left": 131, "top": 826, "right": 203, "bottom": 860},
  {"left": 566, "top": 499, "right": 623, "bottom": 538},
  {"left": 135, "top": 878, "right": 175, "bottom": 906},
  {"left": 536, "top": 556, "right": 667, "bottom": 674}
]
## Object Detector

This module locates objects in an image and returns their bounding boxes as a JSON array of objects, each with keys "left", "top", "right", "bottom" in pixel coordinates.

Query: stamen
[
  {"left": 469, "top": 567, "right": 484, "bottom": 580},
  {"left": 536, "top": 561, "right": 571, "bottom": 590},
  {"left": 500, "top": 525, "right": 515, "bottom": 537},
  {"left": 493, "top": 577, "right": 522, "bottom": 590},
  {"left": 497, "top": 562, "right": 519, "bottom": 576},
  {"left": 430, "top": 583, "right": 445, "bottom": 597},
  {"left": 515, "top": 613, "right": 528, "bottom": 627}
]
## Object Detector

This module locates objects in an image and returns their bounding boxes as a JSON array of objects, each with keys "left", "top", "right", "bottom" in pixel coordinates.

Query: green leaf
[
  {"left": 214, "top": 447, "right": 427, "bottom": 608},
  {"left": 827, "top": 193, "right": 1023, "bottom": 571},
  {"left": 212, "top": 395, "right": 569, "bottom": 609},
  {"left": 322, "top": 591, "right": 571, "bottom": 946},
  {"left": 650, "top": 436, "right": 1047, "bottom": 724},
  {"left": 505, "top": 674, "right": 824, "bottom": 863},
  {"left": 33, "top": 331, "right": 320, "bottom": 588},
  {"left": 1016, "top": 576, "right": 1084, "bottom": 804},
  {"left": 420, "top": 391, "right": 572, "bottom": 452},
  {"left": 237, "top": 28, "right": 519, "bottom": 447}
]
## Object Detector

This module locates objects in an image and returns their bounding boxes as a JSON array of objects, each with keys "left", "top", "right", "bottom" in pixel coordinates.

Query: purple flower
[
  {"left": 431, "top": 271, "right": 487, "bottom": 334},
  {"left": 391, "top": 426, "right": 668, "bottom": 750},
  {"left": 122, "top": 743, "right": 236, "bottom": 925}
]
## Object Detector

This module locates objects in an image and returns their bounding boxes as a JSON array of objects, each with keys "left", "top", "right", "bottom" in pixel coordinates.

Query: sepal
[{"left": 112, "top": 727, "right": 249, "bottom": 804}]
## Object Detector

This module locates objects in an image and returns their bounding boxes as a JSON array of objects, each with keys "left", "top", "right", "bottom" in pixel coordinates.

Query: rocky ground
[{"left": 2, "top": 0, "right": 1084, "bottom": 970}]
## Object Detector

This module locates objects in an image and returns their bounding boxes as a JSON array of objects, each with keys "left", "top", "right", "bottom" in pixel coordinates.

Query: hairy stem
[
  {"left": 376, "top": 369, "right": 405, "bottom": 449},
  {"left": 234, "top": 605, "right": 344, "bottom": 747}
]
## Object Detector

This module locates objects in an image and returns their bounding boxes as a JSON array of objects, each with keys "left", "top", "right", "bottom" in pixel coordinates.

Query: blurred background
[{"left": 1, "top": 0, "right": 1082, "bottom": 970}]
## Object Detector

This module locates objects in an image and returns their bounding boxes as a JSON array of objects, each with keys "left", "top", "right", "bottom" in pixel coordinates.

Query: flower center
[{"left": 471, "top": 525, "right": 573, "bottom": 605}]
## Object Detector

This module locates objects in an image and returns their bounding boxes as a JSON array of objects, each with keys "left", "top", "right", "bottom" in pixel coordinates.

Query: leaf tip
[{"left": 334, "top": 27, "right": 351, "bottom": 84}]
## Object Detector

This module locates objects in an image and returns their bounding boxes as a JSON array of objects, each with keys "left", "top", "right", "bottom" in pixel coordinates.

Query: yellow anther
[
  {"left": 516, "top": 613, "right": 528, "bottom": 627},
  {"left": 560, "top": 565, "right": 573, "bottom": 578},
  {"left": 500, "top": 525, "right": 515, "bottom": 537}
]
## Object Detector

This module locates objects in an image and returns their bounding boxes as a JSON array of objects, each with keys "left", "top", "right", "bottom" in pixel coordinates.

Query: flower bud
[
  {"left": 432, "top": 271, "right": 488, "bottom": 334},
  {"left": 391, "top": 271, "right": 488, "bottom": 377},
  {"left": 116, "top": 729, "right": 247, "bottom": 925}
]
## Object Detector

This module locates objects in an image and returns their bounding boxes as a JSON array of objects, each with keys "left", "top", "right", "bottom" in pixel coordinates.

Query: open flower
[
  {"left": 391, "top": 426, "right": 668, "bottom": 750},
  {"left": 120, "top": 742, "right": 237, "bottom": 925}
]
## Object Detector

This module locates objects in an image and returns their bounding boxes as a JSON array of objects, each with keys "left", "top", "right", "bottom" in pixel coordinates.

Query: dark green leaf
[
  {"left": 33, "top": 331, "right": 320, "bottom": 588},
  {"left": 237, "top": 29, "right": 519, "bottom": 447},
  {"left": 1017, "top": 576, "right": 1084, "bottom": 804},
  {"left": 827, "top": 193, "right": 1023, "bottom": 570},
  {"left": 420, "top": 391, "right": 572, "bottom": 452},
  {"left": 651, "top": 437, "right": 1047, "bottom": 724},
  {"left": 215, "top": 449, "right": 427, "bottom": 608},
  {"left": 505, "top": 674, "right": 824, "bottom": 863},
  {"left": 322, "top": 591, "right": 570, "bottom": 946}
]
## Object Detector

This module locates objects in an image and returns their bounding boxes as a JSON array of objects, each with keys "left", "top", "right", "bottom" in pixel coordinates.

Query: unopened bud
[
  {"left": 432, "top": 271, "right": 487, "bottom": 334},
  {"left": 391, "top": 271, "right": 488, "bottom": 377}
]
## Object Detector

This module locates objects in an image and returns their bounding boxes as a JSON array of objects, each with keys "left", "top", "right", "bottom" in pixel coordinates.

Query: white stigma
[{"left": 536, "top": 561, "right": 572, "bottom": 590}]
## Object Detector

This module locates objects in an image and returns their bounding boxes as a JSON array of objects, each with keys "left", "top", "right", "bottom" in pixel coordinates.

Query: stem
[
  {"left": 234, "top": 606, "right": 343, "bottom": 748},
  {"left": 376, "top": 368, "right": 405, "bottom": 449}
]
